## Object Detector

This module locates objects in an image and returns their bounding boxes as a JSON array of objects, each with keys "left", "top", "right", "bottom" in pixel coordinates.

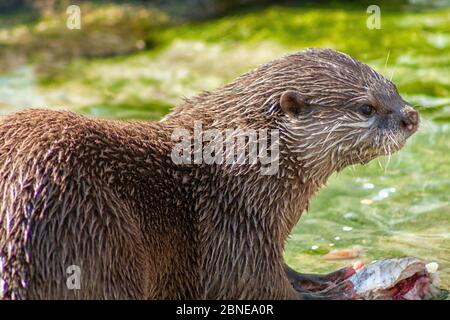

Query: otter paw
[
  {"left": 318, "top": 279, "right": 361, "bottom": 300},
  {"left": 290, "top": 264, "right": 361, "bottom": 293}
]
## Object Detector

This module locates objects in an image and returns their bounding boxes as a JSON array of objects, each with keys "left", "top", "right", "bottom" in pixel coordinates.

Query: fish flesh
[{"left": 348, "top": 257, "right": 442, "bottom": 300}]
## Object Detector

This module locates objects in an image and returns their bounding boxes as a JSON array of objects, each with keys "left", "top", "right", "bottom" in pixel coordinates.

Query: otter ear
[{"left": 280, "top": 91, "right": 306, "bottom": 117}]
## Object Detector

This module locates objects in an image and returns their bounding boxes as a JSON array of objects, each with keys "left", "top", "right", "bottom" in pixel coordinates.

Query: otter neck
[
  {"left": 191, "top": 162, "right": 332, "bottom": 246},
  {"left": 274, "top": 164, "right": 335, "bottom": 239}
]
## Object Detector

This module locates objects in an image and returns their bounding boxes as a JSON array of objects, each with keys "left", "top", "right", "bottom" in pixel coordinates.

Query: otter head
[{"left": 275, "top": 48, "right": 419, "bottom": 178}]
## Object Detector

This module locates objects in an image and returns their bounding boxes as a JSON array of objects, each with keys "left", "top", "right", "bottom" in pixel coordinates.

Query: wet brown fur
[{"left": 0, "top": 49, "right": 418, "bottom": 299}]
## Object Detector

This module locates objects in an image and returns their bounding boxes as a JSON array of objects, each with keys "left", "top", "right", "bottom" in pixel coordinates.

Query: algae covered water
[{"left": 0, "top": 1, "right": 449, "bottom": 296}]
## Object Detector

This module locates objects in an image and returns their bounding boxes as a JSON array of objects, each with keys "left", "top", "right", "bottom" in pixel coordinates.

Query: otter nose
[{"left": 400, "top": 107, "right": 419, "bottom": 132}]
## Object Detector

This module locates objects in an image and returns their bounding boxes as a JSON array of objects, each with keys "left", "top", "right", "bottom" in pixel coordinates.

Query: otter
[{"left": 0, "top": 48, "right": 419, "bottom": 299}]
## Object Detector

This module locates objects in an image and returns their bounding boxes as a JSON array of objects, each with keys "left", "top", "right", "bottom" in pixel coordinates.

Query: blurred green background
[{"left": 0, "top": 0, "right": 449, "bottom": 296}]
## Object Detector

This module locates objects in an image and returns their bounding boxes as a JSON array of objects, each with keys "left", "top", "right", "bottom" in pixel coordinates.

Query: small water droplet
[
  {"left": 343, "top": 226, "right": 353, "bottom": 232},
  {"left": 344, "top": 212, "right": 356, "bottom": 219},
  {"left": 372, "top": 187, "right": 397, "bottom": 201},
  {"left": 311, "top": 245, "right": 319, "bottom": 250}
]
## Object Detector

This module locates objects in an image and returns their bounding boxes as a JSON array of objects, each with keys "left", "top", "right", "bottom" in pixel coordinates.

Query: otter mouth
[
  {"left": 372, "top": 128, "right": 410, "bottom": 159},
  {"left": 381, "top": 139, "right": 406, "bottom": 156},
  {"left": 346, "top": 124, "right": 414, "bottom": 166}
]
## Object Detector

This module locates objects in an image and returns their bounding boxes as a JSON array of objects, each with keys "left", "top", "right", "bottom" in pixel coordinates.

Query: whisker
[
  {"left": 389, "top": 65, "right": 396, "bottom": 81},
  {"left": 385, "top": 144, "right": 392, "bottom": 174},
  {"left": 377, "top": 159, "right": 383, "bottom": 170},
  {"left": 384, "top": 50, "right": 391, "bottom": 71}
]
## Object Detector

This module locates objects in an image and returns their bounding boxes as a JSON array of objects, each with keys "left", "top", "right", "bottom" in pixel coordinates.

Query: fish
[{"left": 348, "top": 257, "right": 443, "bottom": 300}]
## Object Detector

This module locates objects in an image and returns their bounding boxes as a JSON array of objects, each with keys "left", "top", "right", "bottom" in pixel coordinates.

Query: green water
[{"left": 0, "top": 2, "right": 449, "bottom": 295}]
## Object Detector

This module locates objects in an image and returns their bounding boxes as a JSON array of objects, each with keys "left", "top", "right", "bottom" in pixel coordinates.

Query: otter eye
[{"left": 359, "top": 104, "right": 375, "bottom": 116}]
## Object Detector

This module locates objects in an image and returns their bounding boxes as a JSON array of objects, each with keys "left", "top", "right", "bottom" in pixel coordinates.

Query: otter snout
[{"left": 400, "top": 106, "right": 419, "bottom": 134}]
